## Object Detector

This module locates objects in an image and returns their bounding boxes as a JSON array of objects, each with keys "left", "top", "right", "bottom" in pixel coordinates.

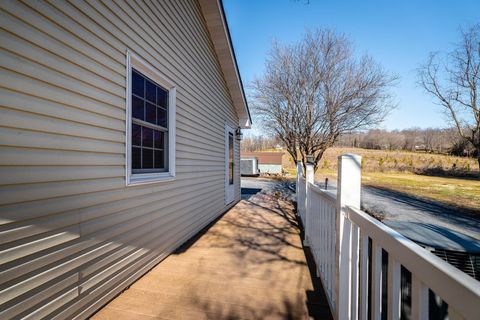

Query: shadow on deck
[{"left": 93, "top": 190, "right": 332, "bottom": 319}]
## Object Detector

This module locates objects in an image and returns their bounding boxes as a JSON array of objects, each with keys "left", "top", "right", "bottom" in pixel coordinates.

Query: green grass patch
[{"left": 361, "top": 172, "right": 480, "bottom": 215}]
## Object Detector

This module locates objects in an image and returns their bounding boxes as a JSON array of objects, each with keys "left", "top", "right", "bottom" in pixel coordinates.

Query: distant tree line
[
  {"left": 241, "top": 135, "right": 281, "bottom": 152},
  {"left": 242, "top": 127, "right": 477, "bottom": 158},
  {"left": 335, "top": 127, "right": 476, "bottom": 157}
]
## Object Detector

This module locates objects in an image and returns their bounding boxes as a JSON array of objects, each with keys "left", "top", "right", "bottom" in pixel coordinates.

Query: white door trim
[{"left": 225, "top": 124, "right": 235, "bottom": 204}]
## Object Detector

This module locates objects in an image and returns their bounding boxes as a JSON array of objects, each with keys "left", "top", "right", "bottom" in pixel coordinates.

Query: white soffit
[{"left": 198, "top": 0, "right": 251, "bottom": 128}]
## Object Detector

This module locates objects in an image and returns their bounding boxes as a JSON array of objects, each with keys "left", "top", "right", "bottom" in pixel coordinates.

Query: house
[
  {"left": 241, "top": 151, "right": 284, "bottom": 174},
  {"left": 0, "top": 0, "right": 250, "bottom": 319}
]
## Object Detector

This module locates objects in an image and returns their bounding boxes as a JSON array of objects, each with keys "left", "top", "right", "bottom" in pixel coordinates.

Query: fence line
[
  {"left": 296, "top": 154, "right": 480, "bottom": 320},
  {"left": 308, "top": 184, "right": 337, "bottom": 310}
]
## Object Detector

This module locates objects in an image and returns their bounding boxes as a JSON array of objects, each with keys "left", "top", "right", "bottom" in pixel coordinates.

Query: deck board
[{"left": 93, "top": 191, "right": 332, "bottom": 319}]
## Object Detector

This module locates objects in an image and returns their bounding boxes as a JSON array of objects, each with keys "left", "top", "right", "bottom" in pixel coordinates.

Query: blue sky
[{"left": 223, "top": 0, "right": 480, "bottom": 131}]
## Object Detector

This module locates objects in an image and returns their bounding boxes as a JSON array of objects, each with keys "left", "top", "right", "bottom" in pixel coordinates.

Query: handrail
[
  {"left": 310, "top": 183, "right": 336, "bottom": 205},
  {"left": 346, "top": 205, "right": 480, "bottom": 319}
]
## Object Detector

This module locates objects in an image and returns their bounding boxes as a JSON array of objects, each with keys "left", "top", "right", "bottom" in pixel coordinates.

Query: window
[
  {"left": 131, "top": 70, "right": 168, "bottom": 172},
  {"left": 126, "top": 52, "right": 176, "bottom": 185}
]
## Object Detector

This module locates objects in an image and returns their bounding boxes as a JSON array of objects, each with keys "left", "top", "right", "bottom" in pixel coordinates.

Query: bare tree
[
  {"left": 401, "top": 127, "right": 422, "bottom": 151},
  {"left": 419, "top": 25, "right": 480, "bottom": 170},
  {"left": 251, "top": 29, "right": 397, "bottom": 172},
  {"left": 422, "top": 128, "right": 438, "bottom": 152},
  {"left": 386, "top": 130, "right": 406, "bottom": 150}
]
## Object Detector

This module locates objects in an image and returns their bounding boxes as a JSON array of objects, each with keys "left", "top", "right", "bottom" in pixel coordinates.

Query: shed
[{"left": 241, "top": 151, "right": 284, "bottom": 174}]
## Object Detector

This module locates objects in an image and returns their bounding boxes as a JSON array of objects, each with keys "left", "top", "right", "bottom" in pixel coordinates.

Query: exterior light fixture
[{"left": 236, "top": 127, "right": 243, "bottom": 141}]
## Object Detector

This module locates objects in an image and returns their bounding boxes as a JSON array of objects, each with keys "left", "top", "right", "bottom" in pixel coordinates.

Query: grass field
[{"left": 279, "top": 147, "right": 480, "bottom": 214}]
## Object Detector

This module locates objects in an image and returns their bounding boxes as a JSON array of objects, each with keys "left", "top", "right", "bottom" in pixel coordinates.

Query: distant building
[
  {"left": 241, "top": 152, "right": 283, "bottom": 174},
  {"left": 240, "top": 157, "right": 260, "bottom": 176}
]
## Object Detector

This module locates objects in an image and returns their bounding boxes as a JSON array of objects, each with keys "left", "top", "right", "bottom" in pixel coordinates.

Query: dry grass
[
  {"left": 361, "top": 173, "right": 480, "bottom": 214},
  {"left": 279, "top": 147, "right": 480, "bottom": 214},
  {"left": 281, "top": 147, "right": 479, "bottom": 176},
  {"left": 315, "top": 147, "right": 478, "bottom": 175}
]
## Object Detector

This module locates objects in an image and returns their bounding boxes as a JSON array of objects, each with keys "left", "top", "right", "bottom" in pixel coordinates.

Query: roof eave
[{"left": 198, "top": 0, "right": 252, "bottom": 129}]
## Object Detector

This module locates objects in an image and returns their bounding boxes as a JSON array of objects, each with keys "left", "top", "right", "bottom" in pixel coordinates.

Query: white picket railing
[
  {"left": 307, "top": 183, "right": 337, "bottom": 311},
  {"left": 296, "top": 155, "right": 480, "bottom": 320}
]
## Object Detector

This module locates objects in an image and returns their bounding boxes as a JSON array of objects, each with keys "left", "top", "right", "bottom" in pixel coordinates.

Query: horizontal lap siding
[{"left": 0, "top": 0, "right": 241, "bottom": 319}]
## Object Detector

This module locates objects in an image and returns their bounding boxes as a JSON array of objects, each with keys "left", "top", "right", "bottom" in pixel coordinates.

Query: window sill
[{"left": 127, "top": 172, "right": 175, "bottom": 186}]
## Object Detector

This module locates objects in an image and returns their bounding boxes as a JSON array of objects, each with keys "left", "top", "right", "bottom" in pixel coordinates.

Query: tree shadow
[
  {"left": 168, "top": 182, "right": 333, "bottom": 319},
  {"left": 414, "top": 167, "right": 480, "bottom": 180},
  {"left": 190, "top": 293, "right": 307, "bottom": 320},
  {"left": 386, "top": 221, "right": 480, "bottom": 253},
  {"left": 241, "top": 187, "right": 262, "bottom": 200},
  {"left": 203, "top": 193, "right": 307, "bottom": 267}
]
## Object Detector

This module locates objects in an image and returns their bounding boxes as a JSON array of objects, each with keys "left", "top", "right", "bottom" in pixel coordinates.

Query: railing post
[
  {"left": 296, "top": 160, "right": 303, "bottom": 196},
  {"left": 296, "top": 160, "right": 303, "bottom": 220},
  {"left": 304, "top": 160, "right": 314, "bottom": 246},
  {"left": 336, "top": 153, "right": 362, "bottom": 320}
]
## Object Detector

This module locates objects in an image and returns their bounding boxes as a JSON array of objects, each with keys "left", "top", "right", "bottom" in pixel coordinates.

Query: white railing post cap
[{"left": 337, "top": 153, "right": 362, "bottom": 162}]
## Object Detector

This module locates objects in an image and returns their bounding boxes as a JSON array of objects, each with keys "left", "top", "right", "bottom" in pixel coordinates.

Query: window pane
[
  {"left": 132, "top": 70, "right": 144, "bottom": 97},
  {"left": 157, "top": 87, "right": 168, "bottom": 108},
  {"left": 146, "top": 102, "right": 156, "bottom": 124},
  {"left": 154, "top": 130, "right": 164, "bottom": 149},
  {"left": 142, "top": 127, "right": 153, "bottom": 147},
  {"left": 132, "top": 147, "right": 141, "bottom": 169},
  {"left": 146, "top": 79, "right": 156, "bottom": 103},
  {"left": 154, "top": 150, "right": 164, "bottom": 169},
  {"left": 157, "top": 108, "right": 167, "bottom": 128},
  {"left": 130, "top": 68, "right": 171, "bottom": 176},
  {"left": 132, "top": 96, "right": 144, "bottom": 121},
  {"left": 142, "top": 148, "right": 153, "bottom": 169},
  {"left": 132, "top": 124, "right": 142, "bottom": 146}
]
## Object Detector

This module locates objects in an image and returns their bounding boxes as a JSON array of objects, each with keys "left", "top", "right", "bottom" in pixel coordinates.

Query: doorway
[{"left": 225, "top": 125, "right": 235, "bottom": 204}]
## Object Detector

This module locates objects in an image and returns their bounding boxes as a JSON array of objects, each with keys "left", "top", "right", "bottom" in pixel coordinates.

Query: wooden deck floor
[{"left": 93, "top": 191, "right": 332, "bottom": 320}]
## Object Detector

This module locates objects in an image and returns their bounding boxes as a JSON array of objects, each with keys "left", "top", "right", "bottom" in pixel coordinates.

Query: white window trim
[{"left": 125, "top": 50, "right": 176, "bottom": 186}]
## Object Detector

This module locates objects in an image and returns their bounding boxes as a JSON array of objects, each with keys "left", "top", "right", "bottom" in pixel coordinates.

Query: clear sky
[{"left": 223, "top": 0, "right": 480, "bottom": 131}]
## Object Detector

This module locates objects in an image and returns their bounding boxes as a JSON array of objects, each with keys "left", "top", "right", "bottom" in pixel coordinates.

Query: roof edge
[{"left": 198, "top": 0, "right": 252, "bottom": 128}]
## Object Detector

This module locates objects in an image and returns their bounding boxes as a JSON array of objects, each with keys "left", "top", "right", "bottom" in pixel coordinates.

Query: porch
[{"left": 93, "top": 179, "right": 332, "bottom": 319}]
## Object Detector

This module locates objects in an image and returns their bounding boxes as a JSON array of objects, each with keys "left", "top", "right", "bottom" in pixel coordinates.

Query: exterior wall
[
  {"left": 0, "top": 1, "right": 240, "bottom": 319},
  {"left": 259, "top": 164, "right": 282, "bottom": 174}
]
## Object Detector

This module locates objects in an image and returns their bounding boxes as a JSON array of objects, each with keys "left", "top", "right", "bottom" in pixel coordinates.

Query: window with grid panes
[{"left": 130, "top": 69, "right": 169, "bottom": 173}]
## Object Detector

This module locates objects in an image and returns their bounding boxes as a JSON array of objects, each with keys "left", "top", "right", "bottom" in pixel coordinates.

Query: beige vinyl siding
[{"left": 0, "top": 0, "right": 242, "bottom": 318}]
